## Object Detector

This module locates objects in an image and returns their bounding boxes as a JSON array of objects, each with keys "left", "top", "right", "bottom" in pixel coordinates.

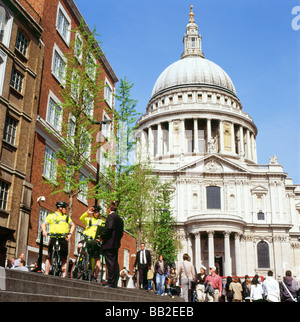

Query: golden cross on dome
[{"left": 189, "top": 4, "right": 195, "bottom": 23}]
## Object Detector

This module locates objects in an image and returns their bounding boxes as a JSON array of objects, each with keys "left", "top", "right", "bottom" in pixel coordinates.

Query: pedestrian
[
  {"left": 147, "top": 265, "right": 154, "bottom": 292},
  {"left": 204, "top": 265, "right": 223, "bottom": 302},
  {"left": 262, "top": 270, "right": 280, "bottom": 302},
  {"left": 120, "top": 267, "right": 129, "bottom": 287},
  {"left": 242, "top": 275, "right": 251, "bottom": 302},
  {"left": 178, "top": 253, "right": 196, "bottom": 302},
  {"left": 100, "top": 201, "right": 124, "bottom": 288},
  {"left": 78, "top": 205, "right": 105, "bottom": 281},
  {"left": 169, "top": 266, "right": 179, "bottom": 297},
  {"left": 12, "top": 259, "right": 28, "bottom": 272},
  {"left": 250, "top": 275, "right": 264, "bottom": 302},
  {"left": 41, "top": 201, "right": 75, "bottom": 278},
  {"left": 195, "top": 265, "right": 207, "bottom": 302},
  {"left": 280, "top": 270, "right": 298, "bottom": 302},
  {"left": 229, "top": 276, "right": 243, "bottom": 302},
  {"left": 154, "top": 254, "right": 168, "bottom": 296},
  {"left": 225, "top": 276, "right": 233, "bottom": 302},
  {"left": 13, "top": 252, "right": 25, "bottom": 268},
  {"left": 134, "top": 242, "right": 151, "bottom": 290}
]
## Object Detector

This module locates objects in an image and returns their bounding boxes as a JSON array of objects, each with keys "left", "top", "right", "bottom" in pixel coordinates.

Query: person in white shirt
[
  {"left": 263, "top": 270, "right": 280, "bottom": 302},
  {"left": 250, "top": 275, "right": 264, "bottom": 302}
]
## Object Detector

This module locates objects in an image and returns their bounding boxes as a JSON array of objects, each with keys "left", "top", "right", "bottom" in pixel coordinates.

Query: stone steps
[{"left": 0, "top": 268, "right": 184, "bottom": 302}]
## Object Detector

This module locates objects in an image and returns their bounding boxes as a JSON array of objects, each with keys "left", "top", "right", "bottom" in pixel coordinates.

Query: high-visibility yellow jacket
[{"left": 80, "top": 212, "right": 105, "bottom": 239}]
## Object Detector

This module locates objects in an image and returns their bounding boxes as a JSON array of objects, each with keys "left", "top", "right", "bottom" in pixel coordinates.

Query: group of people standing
[{"left": 133, "top": 245, "right": 300, "bottom": 303}]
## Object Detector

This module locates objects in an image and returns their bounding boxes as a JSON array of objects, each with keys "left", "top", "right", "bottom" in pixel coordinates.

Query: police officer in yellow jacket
[
  {"left": 41, "top": 201, "right": 75, "bottom": 277},
  {"left": 78, "top": 205, "right": 105, "bottom": 280}
]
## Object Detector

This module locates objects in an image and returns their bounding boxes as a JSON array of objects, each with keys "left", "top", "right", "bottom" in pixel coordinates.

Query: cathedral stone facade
[{"left": 136, "top": 6, "right": 300, "bottom": 279}]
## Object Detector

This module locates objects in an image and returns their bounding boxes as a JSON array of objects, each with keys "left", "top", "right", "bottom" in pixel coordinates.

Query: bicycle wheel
[
  {"left": 71, "top": 251, "right": 87, "bottom": 280},
  {"left": 51, "top": 249, "right": 61, "bottom": 276}
]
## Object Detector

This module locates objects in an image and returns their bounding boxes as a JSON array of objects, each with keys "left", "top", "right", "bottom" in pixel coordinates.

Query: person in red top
[{"left": 204, "top": 265, "right": 223, "bottom": 302}]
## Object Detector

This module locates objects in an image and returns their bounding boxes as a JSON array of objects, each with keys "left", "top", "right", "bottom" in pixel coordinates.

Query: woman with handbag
[{"left": 178, "top": 253, "right": 196, "bottom": 302}]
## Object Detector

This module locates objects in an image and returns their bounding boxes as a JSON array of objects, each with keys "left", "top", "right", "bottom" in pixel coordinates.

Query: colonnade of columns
[
  {"left": 183, "top": 230, "right": 242, "bottom": 277},
  {"left": 138, "top": 118, "right": 257, "bottom": 162}
]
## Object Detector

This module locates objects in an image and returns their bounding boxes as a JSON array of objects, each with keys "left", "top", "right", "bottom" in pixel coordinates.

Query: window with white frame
[
  {"left": 102, "top": 115, "right": 111, "bottom": 139},
  {"left": 37, "top": 207, "right": 50, "bottom": 243},
  {"left": 71, "top": 71, "right": 80, "bottom": 101},
  {"left": 52, "top": 44, "right": 66, "bottom": 84},
  {"left": 100, "top": 147, "right": 108, "bottom": 173},
  {"left": 10, "top": 68, "right": 24, "bottom": 92},
  {"left": 86, "top": 52, "right": 96, "bottom": 80},
  {"left": 0, "top": 3, "right": 13, "bottom": 47},
  {"left": 78, "top": 173, "right": 88, "bottom": 204},
  {"left": 15, "top": 30, "right": 29, "bottom": 56},
  {"left": 83, "top": 87, "right": 94, "bottom": 117},
  {"left": 74, "top": 32, "right": 83, "bottom": 63},
  {"left": 0, "top": 180, "right": 9, "bottom": 211},
  {"left": 43, "top": 145, "right": 57, "bottom": 181},
  {"left": 104, "top": 79, "right": 113, "bottom": 107},
  {"left": 3, "top": 115, "right": 18, "bottom": 145},
  {"left": 80, "top": 129, "right": 91, "bottom": 160},
  {"left": 46, "top": 98, "right": 62, "bottom": 131},
  {"left": 56, "top": 2, "right": 71, "bottom": 45},
  {"left": 67, "top": 114, "right": 76, "bottom": 144}
]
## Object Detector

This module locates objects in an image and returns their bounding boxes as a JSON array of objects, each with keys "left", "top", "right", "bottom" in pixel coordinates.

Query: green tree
[{"left": 43, "top": 19, "right": 108, "bottom": 217}]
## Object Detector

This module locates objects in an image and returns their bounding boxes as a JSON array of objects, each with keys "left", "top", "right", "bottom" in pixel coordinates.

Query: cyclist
[
  {"left": 77, "top": 205, "right": 105, "bottom": 280},
  {"left": 41, "top": 201, "right": 75, "bottom": 277}
]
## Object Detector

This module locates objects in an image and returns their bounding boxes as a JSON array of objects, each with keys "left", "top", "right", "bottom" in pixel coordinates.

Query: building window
[
  {"left": 15, "top": 30, "right": 29, "bottom": 56},
  {"left": 104, "top": 79, "right": 113, "bottom": 107},
  {"left": 0, "top": 180, "right": 9, "bottom": 211},
  {"left": 3, "top": 115, "right": 18, "bottom": 145},
  {"left": 46, "top": 98, "right": 62, "bottom": 131},
  {"left": 37, "top": 207, "right": 50, "bottom": 243},
  {"left": 43, "top": 146, "right": 57, "bottom": 181},
  {"left": 257, "top": 241, "right": 270, "bottom": 268},
  {"left": 0, "top": 4, "right": 12, "bottom": 46},
  {"left": 206, "top": 186, "right": 221, "bottom": 209},
  {"left": 10, "top": 68, "right": 24, "bottom": 92},
  {"left": 78, "top": 173, "right": 88, "bottom": 204},
  {"left": 257, "top": 212, "right": 265, "bottom": 220},
  {"left": 56, "top": 2, "right": 71, "bottom": 45},
  {"left": 86, "top": 52, "right": 96, "bottom": 80},
  {"left": 52, "top": 45, "right": 66, "bottom": 84},
  {"left": 74, "top": 32, "right": 83, "bottom": 63}
]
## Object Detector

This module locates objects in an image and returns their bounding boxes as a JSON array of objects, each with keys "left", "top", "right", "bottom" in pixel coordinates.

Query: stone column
[
  {"left": 180, "top": 119, "right": 185, "bottom": 153},
  {"left": 231, "top": 123, "right": 235, "bottom": 154},
  {"left": 148, "top": 126, "right": 154, "bottom": 159},
  {"left": 239, "top": 126, "right": 244, "bottom": 157},
  {"left": 246, "top": 129, "right": 251, "bottom": 160},
  {"left": 219, "top": 120, "right": 224, "bottom": 153},
  {"left": 224, "top": 231, "right": 231, "bottom": 276},
  {"left": 195, "top": 232, "right": 202, "bottom": 272},
  {"left": 157, "top": 123, "right": 162, "bottom": 156},
  {"left": 235, "top": 233, "right": 241, "bottom": 276},
  {"left": 207, "top": 230, "right": 215, "bottom": 268},
  {"left": 194, "top": 118, "right": 199, "bottom": 153},
  {"left": 168, "top": 121, "right": 173, "bottom": 155}
]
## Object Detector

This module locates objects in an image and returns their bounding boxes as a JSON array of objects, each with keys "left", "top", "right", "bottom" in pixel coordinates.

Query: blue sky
[{"left": 75, "top": 0, "right": 300, "bottom": 183}]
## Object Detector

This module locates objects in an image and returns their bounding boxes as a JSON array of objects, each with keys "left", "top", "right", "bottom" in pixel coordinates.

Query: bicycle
[
  {"left": 48, "top": 233, "right": 70, "bottom": 277},
  {"left": 70, "top": 232, "right": 102, "bottom": 281}
]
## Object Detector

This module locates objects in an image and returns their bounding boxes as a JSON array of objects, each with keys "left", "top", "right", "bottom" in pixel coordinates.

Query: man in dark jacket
[
  {"left": 134, "top": 242, "right": 151, "bottom": 289},
  {"left": 100, "top": 201, "right": 124, "bottom": 288}
]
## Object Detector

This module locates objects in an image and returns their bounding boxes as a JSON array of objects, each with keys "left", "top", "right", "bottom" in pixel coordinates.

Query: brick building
[
  {"left": 21, "top": 0, "right": 136, "bottom": 277},
  {"left": 0, "top": 0, "right": 44, "bottom": 266}
]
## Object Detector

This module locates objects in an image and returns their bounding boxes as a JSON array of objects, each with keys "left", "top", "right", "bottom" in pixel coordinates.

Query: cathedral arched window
[{"left": 257, "top": 241, "right": 270, "bottom": 268}]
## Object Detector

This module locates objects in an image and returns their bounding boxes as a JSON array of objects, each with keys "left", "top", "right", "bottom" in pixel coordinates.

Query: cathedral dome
[{"left": 151, "top": 57, "right": 237, "bottom": 98}]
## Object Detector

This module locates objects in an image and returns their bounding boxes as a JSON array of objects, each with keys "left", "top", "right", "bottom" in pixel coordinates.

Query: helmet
[
  {"left": 93, "top": 205, "right": 101, "bottom": 213},
  {"left": 56, "top": 201, "right": 69, "bottom": 208}
]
